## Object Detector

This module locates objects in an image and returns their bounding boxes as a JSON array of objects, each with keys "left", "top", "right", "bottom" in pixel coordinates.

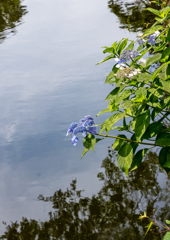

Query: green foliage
[{"left": 81, "top": 2, "right": 170, "bottom": 179}]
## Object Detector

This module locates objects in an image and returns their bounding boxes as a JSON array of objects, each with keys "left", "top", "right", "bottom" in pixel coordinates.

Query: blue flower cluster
[
  {"left": 66, "top": 115, "right": 96, "bottom": 146},
  {"left": 116, "top": 50, "right": 140, "bottom": 65},
  {"left": 138, "top": 31, "right": 160, "bottom": 46}
]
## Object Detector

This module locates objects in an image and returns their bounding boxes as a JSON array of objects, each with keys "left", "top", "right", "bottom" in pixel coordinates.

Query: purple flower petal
[
  {"left": 71, "top": 135, "right": 78, "bottom": 146},
  {"left": 88, "top": 126, "right": 96, "bottom": 135}
]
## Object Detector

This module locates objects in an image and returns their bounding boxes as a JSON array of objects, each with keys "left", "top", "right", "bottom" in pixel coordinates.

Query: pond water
[{"left": 0, "top": 0, "right": 169, "bottom": 239}]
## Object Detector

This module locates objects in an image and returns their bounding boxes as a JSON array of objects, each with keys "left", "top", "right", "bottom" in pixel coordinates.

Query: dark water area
[{"left": 0, "top": 0, "right": 169, "bottom": 239}]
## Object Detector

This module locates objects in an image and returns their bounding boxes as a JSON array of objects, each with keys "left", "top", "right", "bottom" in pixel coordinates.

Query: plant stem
[{"left": 95, "top": 133, "right": 156, "bottom": 146}]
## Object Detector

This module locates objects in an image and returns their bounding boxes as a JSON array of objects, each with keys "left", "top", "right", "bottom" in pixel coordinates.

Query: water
[{"left": 0, "top": 0, "right": 169, "bottom": 239}]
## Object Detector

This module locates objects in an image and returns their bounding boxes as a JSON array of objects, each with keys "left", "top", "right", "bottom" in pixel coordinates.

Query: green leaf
[
  {"left": 103, "top": 47, "right": 114, "bottom": 54},
  {"left": 145, "top": 53, "right": 162, "bottom": 68},
  {"left": 117, "top": 38, "right": 128, "bottom": 55},
  {"left": 81, "top": 138, "right": 105, "bottom": 158},
  {"left": 120, "top": 100, "right": 133, "bottom": 109},
  {"left": 152, "top": 61, "right": 170, "bottom": 81},
  {"left": 142, "top": 122, "right": 163, "bottom": 139},
  {"left": 160, "top": 5, "right": 170, "bottom": 17},
  {"left": 134, "top": 110, "right": 150, "bottom": 141},
  {"left": 166, "top": 220, "right": 170, "bottom": 225},
  {"left": 83, "top": 134, "right": 96, "bottom": 151},
  {"left": 117, "top": 142, "right": 133, "bottom": 177},
  {"left": 154, "top": 42, "right": 167, "bottom": 53},
  {"left": 96, "top": 108, "right": 111, "bottom": 117},
  {"left": 158, "top": 64, "right": 168, "bottom": 80},
  {"left": 162, "top": 46, "right": 170, "bottom": 59},
  {"left": 141, "top": 25, "right": 164, "bottom": 39},
  {"left": 156, "top": 133, "right": 170, "bottom": 147},
  {"left": 100, "top": 112, "right": 125, "bottom": 133},
  {"left": 131, "top": 134, "right": 139, "bottom": 154},
  {"left": 105, "top": 71, "right": 116, "bottom": 84},
  {"left": 124, "top": 41, "right": 134, "bottom": 51},
  {"left": 159, "top": 147, "right": 167, "bottom": 168},
  {"left": 151, "top": 109, "right": 159, "bottom": 121},
  {"left": 112, "top": 134, "right": 127, "bottom": 151},
  {"left": 167, "top": 29, "right": 170, "bottom": 42},
  {"left": 135, "top": 73, "right": 151, "bottom": 83},
  {"left": 163, "top": 151, "right": 170, "bottom": 168},
  {"left": 105, "top": 87, "right": 120, "bottom": 101},
  {"left": 160, "top": 80, "right": 170, "bottom": 93},
  {"left": 162, "top": 231, "right": 170, "bottom": 240},
  {"left": 81, "top": 148, "right": 90, "bottom": 158},
  {"left": 145, "top": 221, "right": 153, "bottom": 236},
  {"left": 96, "top": 54, "right": 115, "bottom": 65},
  {"left": 133, "top": 87, "right": 147, "bottom": 103},
  {"left": 111, "top": 41, "right": 117, "bottom": 53},
  {"left": 115, "top": 89, "right": 133, "bottom": 105},
  {"left": 131, "top": 148, "right": 149, "bottom": 171},
  {"left": 147, "top": 7, "right": 161, "bottom": 16}
]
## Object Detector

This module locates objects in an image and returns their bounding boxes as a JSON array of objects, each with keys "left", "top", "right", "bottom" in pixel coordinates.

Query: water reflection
[
  {"left": 1, "top": 149, "right": 169, "bottom": 240},
  {"left": 0, "top": 0, "right": 27, "bottom": 42},
  {"left": 107, "top": 0, "right": 160, "bottom": 32}
]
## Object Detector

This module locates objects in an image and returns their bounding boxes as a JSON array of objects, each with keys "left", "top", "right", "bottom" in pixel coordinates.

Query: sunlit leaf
[
  {"left": 100, "top": 112, "right": 126, "bottom": 133},
  {"left": 161, "top": 231, "right": 170, "bottom": 240},
  {"left": 96, "top": 108, "right": 111, "bottom": 117},
  {"left": 105, "top": 86, "right": 125, "bottom": 101},
  {"left": 96, "top": 54, "right": 115, "bottom": 65},
  {"left": 141, "top": 25, "right": 164, "bottom": 39},
  {"left": 83, "top": 134, "right": 96, "bottom": 151},
  {"left": 165, "top": 220, "right": 170, "bottom": 225},
  {"left": 145, "top": 221, "right": 153, "bottom": 236},
  {"left": 146, "top": 7, "right": 161, "bottom": 16},
  {"left": 131, "top": 148, "right": 149, "bottom": 171},
  {"left": 145, "top": 53, "right": 162, "bottom": 68},
  {"left": 112, "top": 134, "right": 127, "bottom": 151},
  {"left": 152, "top": 61, "right": 170, "bottom": 81},
  {"left": 156, "top": 133, "right": 170, "bottom": 147},
  {"left": 117, "top": 142, "right": 133, "bottom": 177},
  {"left": 105, "top": 71, "right": 116, "bottom": 84},
  {"left": 142, "top": 122, "right": 163, "bottom": 139},
  {"left": 134, "top": 110, "right": 150, "bottom": 141},
  {"left": 124, "top": 40, "right": 134, "bottom": 51},
  {"left": 117, "top": 38, "right": 128, "bottom": 55}
]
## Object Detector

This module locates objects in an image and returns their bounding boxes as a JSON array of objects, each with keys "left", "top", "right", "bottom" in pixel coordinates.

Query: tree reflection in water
[
  {"left": 1, "top": 149, "right": 170, "bottom": 240},
  {"left": 107, "top": 0, "right": 160, "bottom": 32},
  {"left": 0, "top": 0, "right": 27, "bottom": 43}
]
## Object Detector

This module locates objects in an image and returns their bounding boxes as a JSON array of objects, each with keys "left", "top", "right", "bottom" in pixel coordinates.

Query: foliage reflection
[
  {"left": 0, "top": 0, "right": 27, "bottom": 42},
  {"left": 107, "top": 0, "right": 160, "bottom": 32},
  {"left": 1, "top": 149, "right": 170, "bottom": 239}
]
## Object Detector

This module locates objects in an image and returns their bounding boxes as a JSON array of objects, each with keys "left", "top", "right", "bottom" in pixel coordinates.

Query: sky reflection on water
[{"left": 0, "top": 0, "right": 169, "bottom": 237}]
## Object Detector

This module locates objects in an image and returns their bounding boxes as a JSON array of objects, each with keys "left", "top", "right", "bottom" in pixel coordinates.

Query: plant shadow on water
[
  {"left": 1, "top": 149, "right": 170, "bottom": 240},
  {"left": 0, "top": 0, "right": 27, "bottom": 43}
]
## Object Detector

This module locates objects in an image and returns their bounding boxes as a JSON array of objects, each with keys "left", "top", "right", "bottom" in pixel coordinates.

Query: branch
[{"left": 95, "top": 133, "right": 156, "bottom": 146}]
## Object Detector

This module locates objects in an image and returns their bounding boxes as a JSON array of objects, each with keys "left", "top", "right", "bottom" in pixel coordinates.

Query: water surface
[{"left": 0, "top": 0, "right": 169, "bottom": 238}]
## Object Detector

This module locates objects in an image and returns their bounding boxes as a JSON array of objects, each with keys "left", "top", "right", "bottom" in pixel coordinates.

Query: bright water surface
[{"left": 0, "top": 0, "right": 169, "bottom": 239}]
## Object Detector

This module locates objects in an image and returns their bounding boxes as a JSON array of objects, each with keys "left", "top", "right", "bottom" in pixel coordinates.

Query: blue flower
[
  {"left": 66, "top": 122, "right": 78, "bottom": 136},
  {"left": 66, "top": 115, "right": 96, "bottom": 146},
  {"left": 71, "top": 135, "right": 78, "bottom": 146},
  {"left": 138, "top": 38, "right": 145, "bottom": 45},
  {"left": 73, "top": 125, "right": 86, "bottom": 135},
  {"left": 148, "top": 35, "right": 156, "bottom": 45},
  {"left": 115, "top": 50, "right": 141, "bottom": 65},
  {"left": 88, "top": 126, "right": 96, "bottom": 135}
]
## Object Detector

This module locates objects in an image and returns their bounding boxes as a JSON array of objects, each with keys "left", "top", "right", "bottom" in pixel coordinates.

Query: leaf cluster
[{"left": 82, "top": 4, "right": 170, "bottom": 177}]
